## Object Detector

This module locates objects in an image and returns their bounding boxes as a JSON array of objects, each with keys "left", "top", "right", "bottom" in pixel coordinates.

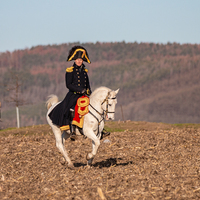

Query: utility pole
[
  {"left": 14, "top": 74, "right": 20, "bottom": 128},
  {"left": 120, "top": 105, "right": 125, "bottom": 122}
]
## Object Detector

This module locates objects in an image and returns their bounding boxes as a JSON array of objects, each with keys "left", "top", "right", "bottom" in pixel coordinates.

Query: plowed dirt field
[{"left": 1, "top": 121, "right": 200, "bottom": 199}]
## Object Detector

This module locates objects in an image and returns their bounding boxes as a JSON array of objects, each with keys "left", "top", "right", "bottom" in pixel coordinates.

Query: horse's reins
[{"left": 88, "top": 92, "right": 116, "bottom": 137}]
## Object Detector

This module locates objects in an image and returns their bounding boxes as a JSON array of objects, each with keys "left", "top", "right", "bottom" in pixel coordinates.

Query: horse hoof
[
  {"left": 87, "top": 158, "right": 94, "bottom": 166},
  {"left": 86, "top": 153, "right": 93, "bottom": 160},
  {"left": 70, "top": 135, "right": 77, "bottom": 141},
  {"left": 68, "top": 163, "right": 74, "bottom": 169}
]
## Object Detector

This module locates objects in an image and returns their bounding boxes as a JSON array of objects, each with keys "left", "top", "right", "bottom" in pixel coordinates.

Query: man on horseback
[{"left": 48, "top": 46, "right": 109, "bottom": 140}]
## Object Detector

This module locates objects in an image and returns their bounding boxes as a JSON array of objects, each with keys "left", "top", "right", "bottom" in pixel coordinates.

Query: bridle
[{"left": 88, "top": 92, "right": 116, "bottom": 137}]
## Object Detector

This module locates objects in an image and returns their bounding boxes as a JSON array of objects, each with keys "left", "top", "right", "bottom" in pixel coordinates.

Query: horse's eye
[{"left": 108, "top": 104, "right": 112, "bottom": 106}]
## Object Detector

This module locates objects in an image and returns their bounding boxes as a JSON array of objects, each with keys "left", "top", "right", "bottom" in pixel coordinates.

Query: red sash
[{"left": 72, "top": 96, "right": 90, "bottom": 128}]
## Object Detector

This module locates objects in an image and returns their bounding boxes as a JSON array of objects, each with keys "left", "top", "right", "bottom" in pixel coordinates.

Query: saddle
[
  {"left": 69, "top": 96, "right": 90, "bottom": 140},
  {"left": 69, "top": 95, "right": 110, "bottom": 141},
  {"left": 71, "top": 95, "right": 90, "bottom": 128}
]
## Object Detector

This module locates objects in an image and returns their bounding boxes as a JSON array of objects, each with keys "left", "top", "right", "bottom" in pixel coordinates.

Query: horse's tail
[{"left": 46, "top": 95, "right": 59, "bottom": 110}]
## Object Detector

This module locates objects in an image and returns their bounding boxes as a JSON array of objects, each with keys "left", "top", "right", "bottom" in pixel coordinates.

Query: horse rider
[{"left": 48, "top": 45, "right": 110, "bottom": 140}]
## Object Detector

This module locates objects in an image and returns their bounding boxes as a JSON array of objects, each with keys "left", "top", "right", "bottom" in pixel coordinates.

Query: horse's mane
[{"left": 90, "top": 86, "right": 111, "bottom": 98}]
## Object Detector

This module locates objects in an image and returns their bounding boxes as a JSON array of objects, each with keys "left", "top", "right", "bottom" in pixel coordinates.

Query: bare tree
[
  {"left": 5, "top": 70, "right": 25, "bottom": 128},
  {"left": 2, "top": 51, "right": 26, "bottom": 128}
]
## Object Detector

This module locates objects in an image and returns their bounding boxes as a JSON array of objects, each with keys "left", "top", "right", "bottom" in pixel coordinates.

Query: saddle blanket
[{"left": 72, "top": 96, "right": 90, "bottom": 128}]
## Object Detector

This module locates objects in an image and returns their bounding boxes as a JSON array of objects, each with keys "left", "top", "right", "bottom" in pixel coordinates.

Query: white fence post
[{"left": 16, "top": 106, "right": 20, "bottom": 128}]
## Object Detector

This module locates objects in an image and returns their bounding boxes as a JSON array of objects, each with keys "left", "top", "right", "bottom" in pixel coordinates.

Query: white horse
[{"left": 46, "top": 86, "right": 119, "bottom": 169}]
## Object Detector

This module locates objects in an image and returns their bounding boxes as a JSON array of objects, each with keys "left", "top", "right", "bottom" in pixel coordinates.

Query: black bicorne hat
[{"left": 67, "top": 46, "right": 91, "bottom": 63}]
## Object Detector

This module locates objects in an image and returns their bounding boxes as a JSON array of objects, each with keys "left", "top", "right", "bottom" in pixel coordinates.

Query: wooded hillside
[{"left": 1, "top": 42, "right": 200, "bottom": 128}]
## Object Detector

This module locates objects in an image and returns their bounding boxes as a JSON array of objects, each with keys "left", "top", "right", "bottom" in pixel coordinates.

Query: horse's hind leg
[{"left": 52, "top": 126, "right": 74, "bottom": 169}]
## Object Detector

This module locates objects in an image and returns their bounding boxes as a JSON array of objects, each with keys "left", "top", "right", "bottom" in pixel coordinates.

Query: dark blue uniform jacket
[{"left": 48, "top": 63, "right": 91, "bottom": 128}]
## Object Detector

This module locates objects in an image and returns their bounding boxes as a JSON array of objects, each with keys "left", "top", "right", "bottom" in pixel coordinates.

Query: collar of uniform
[{"left": 73, "top": 63, "right": 85, "bottom": 70}]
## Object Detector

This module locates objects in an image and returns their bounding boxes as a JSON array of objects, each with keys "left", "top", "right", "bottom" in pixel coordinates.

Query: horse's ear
[{"left": 115, "top": 88, "right": 120, "bottom": 95}]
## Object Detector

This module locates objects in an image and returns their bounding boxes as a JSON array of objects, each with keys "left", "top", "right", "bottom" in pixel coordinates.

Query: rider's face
[{"left": 75, "top": 58, "right": 83, "bottom": 66}]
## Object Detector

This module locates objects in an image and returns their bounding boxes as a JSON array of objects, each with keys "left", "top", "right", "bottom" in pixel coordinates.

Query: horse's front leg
[{"left": 85, "top": 129, "right": 100, "bottom": 165}]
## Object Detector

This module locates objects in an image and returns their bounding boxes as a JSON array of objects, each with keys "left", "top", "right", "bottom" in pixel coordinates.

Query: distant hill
[{"left": 1, "top": 42, "right": 200, "bottom": 128}]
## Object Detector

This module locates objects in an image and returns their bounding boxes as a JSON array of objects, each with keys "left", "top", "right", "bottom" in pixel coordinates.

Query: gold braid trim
[
  {"left": 84, "top": 54, "right": 91, "bottom": 63},
  {"left": 66, "top": 66, "right": 74, "bottom": 72},
  {"left": 72, "top": 116, "right": 84, "bottom": 128},
  {"left": 77, "top": 97, "right": 90, "bottom": 107},
  {"left": 60, "top": 125, "right": 70, "bottom": 131},
  {"left": 68, "top": 48, "right": 91, "bottom": 63}
]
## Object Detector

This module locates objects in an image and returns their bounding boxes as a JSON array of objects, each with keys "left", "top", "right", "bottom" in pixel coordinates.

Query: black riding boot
[
  {"left": 100, "top": 129, "right": 110, "bottom": 140},
  {"left": 70, "top": 109, "right": 77, "bottom": 141},
  {"left": 70, "top": 124, "right": 77, "bottom": 141}
]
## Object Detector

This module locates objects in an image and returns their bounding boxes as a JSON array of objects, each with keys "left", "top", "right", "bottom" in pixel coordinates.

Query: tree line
[{"left": 0, "top": 41, "right": 200, "bottom": 128}]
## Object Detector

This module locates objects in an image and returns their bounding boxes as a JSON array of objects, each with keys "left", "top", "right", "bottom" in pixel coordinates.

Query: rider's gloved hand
[{"left": 81, "top": 88, "right": 87, "bottom": 95}]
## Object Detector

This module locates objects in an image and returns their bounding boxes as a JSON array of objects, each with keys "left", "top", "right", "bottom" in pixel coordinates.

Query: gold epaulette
[
  {"left": 84, "top": 68, "right": 88, "bottom": 73},
  {"left": 66, "top": 66, "right": 74, "bottom": 73}
]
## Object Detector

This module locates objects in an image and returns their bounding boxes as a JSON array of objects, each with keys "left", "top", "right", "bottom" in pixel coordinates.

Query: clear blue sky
[{"left": 0, "top": 0, "right": 200, "bottom": 52}]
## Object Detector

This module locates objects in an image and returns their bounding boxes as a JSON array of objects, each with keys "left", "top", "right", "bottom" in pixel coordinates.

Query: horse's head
[{"left": 102, "top": 89, "right": 119, "bottom": 120}]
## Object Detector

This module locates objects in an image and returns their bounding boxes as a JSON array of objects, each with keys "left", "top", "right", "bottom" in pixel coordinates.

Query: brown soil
[{"left": 1, "top": 121, "right": 200, "bottom": 199}]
